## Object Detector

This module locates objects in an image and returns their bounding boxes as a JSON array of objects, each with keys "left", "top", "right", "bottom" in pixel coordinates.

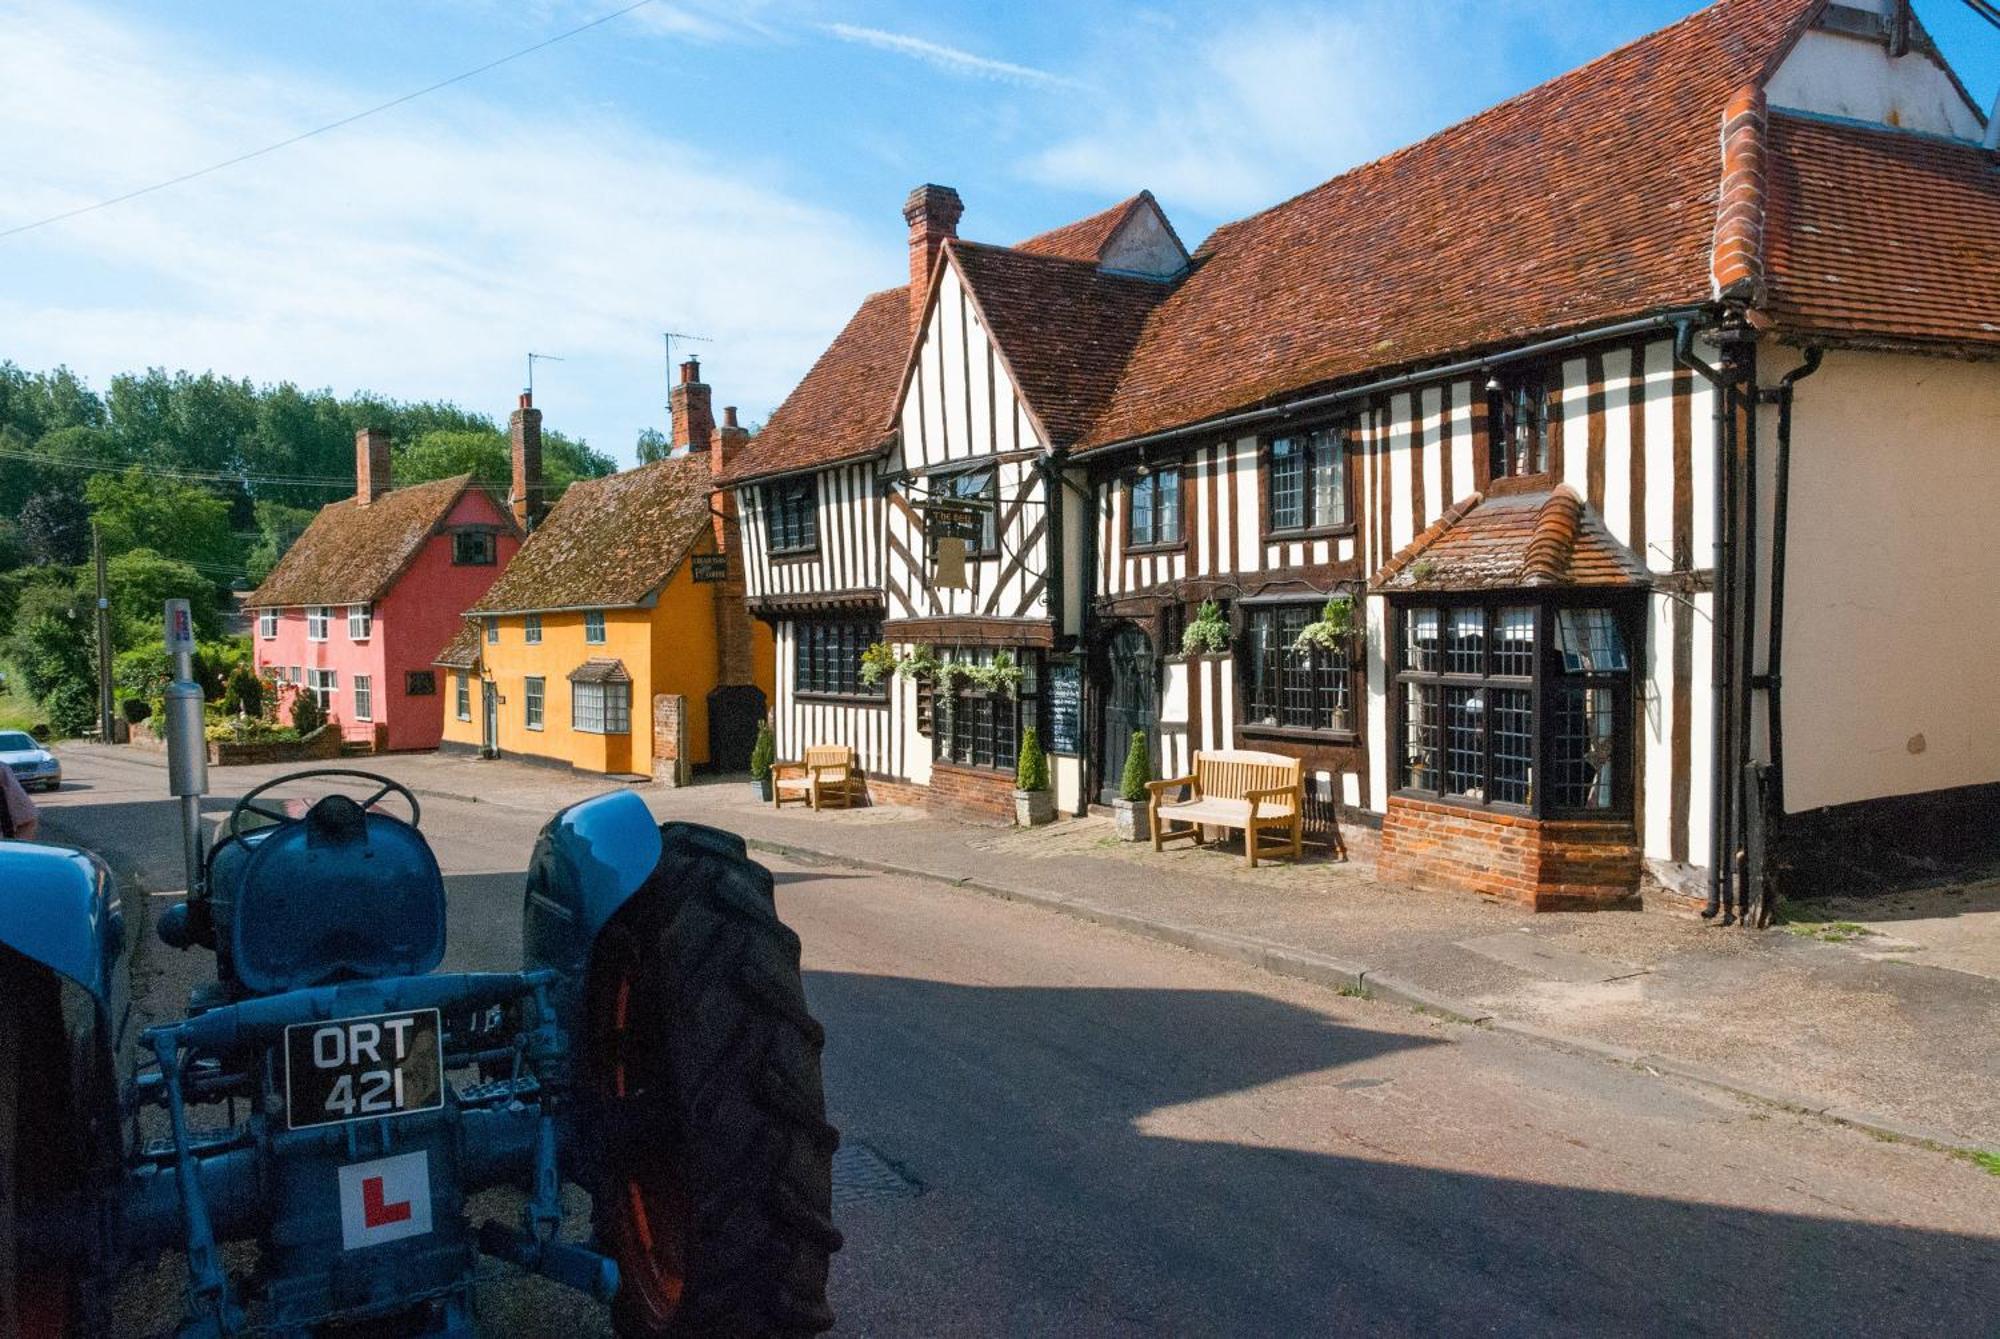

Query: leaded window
[
  {"left": 941, "top": 689, "right": 1018, "bottom": 773},
  {"left": 1267, "top": 426, "right": 1351, "bottom": 533},
  {"left": 573, "top": 681, "right": 631, "bottom": 734},
  {"left": 764, "top": 477, "right": 818, "bottom": 554},
  {"left": 939, "top": 466, "right": 999, "bottom": 555},
  {"left": 1395, "top": 599, "right": 1634, "bottom": 816},
  {"left": 1241, "top": 603, "right": 1355, "bottom": 736},
  {"left": 1489, "top": 369, "right": 1558, "bottom": 480},
  {"left": 793, "top": 620, "right": 881, "bottom": 698},
  {"left": 1126, "top": 466, "right": 1182, "bottom": 547}
]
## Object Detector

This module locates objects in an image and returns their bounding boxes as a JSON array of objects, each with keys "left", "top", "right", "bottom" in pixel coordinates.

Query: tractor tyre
[
  {"left": 0, "top": 950, "right": 87, "bottom": 1338},
  {"left": 589, "top": 822, "right": 841, "bottom": 1338}
]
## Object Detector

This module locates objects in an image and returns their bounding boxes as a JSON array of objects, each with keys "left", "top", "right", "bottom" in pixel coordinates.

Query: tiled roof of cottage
[
  {"left": 1371, "top": 487, "right": 1650, "bottom": 592},
  {"left": 469, "top": 455, "right": 712, "bottom": 614},
  {"left": 1763, "top": 111, "right": 2000, "bottom": 353},
  {"left": 433, "top": 620, "right": 481, "bottom": 670},
  {"left": 716, "top": 287, "right": 910, "bottom": 485},
  {"left": 1073, "top": 0, "right": 1815, "bottom": 451},
  {"left": 567, "top": 658, "right": 631, "bottom": 684},
  {"left": 947, "top": 241, "right": 1173, "bottom": 447},
  {"left": 247, "top": 473, "right": 498, "bottom": 609}
]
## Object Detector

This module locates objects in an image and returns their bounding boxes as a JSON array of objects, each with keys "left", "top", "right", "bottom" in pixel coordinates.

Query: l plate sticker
[{"left": 337, "top": 1150, "right": 433, "bottom": 1250}]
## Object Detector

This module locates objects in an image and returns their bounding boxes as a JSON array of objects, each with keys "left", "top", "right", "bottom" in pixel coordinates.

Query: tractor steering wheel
[{"left": 227, "top": 768, "right": 422, "bottom": 840}]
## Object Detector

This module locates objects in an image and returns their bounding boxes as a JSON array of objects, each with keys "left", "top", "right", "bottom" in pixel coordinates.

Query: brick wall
[
  {"left": 920, "top": 761, "right": 1017, "bottom": 824},
  {"left": 653, "top": 693, "right": 688, "bottom": 787},
  {"left": 1377, "top": 794, "right": 1640, "bottom": 911}
]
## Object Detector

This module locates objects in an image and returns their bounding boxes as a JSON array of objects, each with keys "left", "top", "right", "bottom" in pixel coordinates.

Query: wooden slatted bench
[
  {"left": 1146, "top": 749, "right": 1305, "bottom": 868},
  {"left": 772, "top": 745, "right": 861, "bottom": 811}
]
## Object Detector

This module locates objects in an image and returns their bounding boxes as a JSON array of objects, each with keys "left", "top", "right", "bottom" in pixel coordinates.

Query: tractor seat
[{"left": 230, "top": 794, "right": 448, "bottom": 995}]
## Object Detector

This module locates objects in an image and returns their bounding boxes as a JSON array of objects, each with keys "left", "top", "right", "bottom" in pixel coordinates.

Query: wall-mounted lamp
[{"left": 1483, "top": 370, "right": 1503, "bottom": 394}]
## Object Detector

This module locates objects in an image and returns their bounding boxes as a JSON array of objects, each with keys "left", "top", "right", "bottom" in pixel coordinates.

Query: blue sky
[{"left": 3, "top": 1, "right": 1994, "bottom": 468}]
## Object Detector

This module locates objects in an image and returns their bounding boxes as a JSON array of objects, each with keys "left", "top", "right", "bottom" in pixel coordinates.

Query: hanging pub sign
[
  {"left": 690, "top": 554, "right": 729, "bottom": 583},
  {"left": 926, "top": 503, "right": 982, "bottom": 543}
]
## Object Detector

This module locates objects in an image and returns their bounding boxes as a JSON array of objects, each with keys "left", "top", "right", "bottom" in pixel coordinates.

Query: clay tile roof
[
  {"left": 470, "top": 455, "right": 713, "bottom": 614},
  {"left": 1763, "top": 111, "right": 2000, "bottom": 353},
  {"left": 433, "top": 620, "right": 482, "bottom": 670},
  {"left": 717, "top": 286, "right": 911, "bottom": 485},
  {"left": 1014, "top": 192, "right": 1184, "bottom": 264},
  {"left": 566, "top": 657, "right": 631, "bottom": 684},
  {"left": 1076, "top": 0, "right": 1814, "bottom": 451},
  {"left": 247, "top": 474, "right": 496, "bottom": 608},
  {"left": 1371, "top": 487, "right": 1648, "bottom": 593},
  {"left": 948, "top": 240, "right": 1174, "bottom": 448}
]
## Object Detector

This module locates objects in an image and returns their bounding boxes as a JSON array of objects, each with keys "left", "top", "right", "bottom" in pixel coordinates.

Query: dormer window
[{"left": 1489, "top": 369, "right": 1558, "bottom": 481}]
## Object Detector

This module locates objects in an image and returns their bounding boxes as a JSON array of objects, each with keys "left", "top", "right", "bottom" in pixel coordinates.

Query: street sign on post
[{"left": 164, "top": 598, "right": 197, "bottom": 656}]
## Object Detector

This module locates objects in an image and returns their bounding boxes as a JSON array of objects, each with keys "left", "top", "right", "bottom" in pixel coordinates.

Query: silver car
[{"left": 0, "top": 729, "right": 61, "bottom": 792}]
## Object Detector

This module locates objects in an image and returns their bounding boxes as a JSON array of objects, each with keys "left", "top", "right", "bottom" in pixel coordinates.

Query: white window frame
[
  {"left": 584, "top": 610, "right": 607, "bottom": 645},
  {"left": 307, "top": 607, "right": 330, "bottom": 642},
  {"left": 571, "top": 680, "right": 630, "bottom": 734},
  {"left": 347, "top": 604, "right": 372, "bottom": 640},
  {"left": 306, "top": 667, "right": 338, "bottom": 708},
  {"left": 258, "top": 610, "right": 277, "bottom": 639},
  {"left": 525, "top": 612, "right": 543, "bottom": 645},
  {"left": 353, "top": 674, "right": 373, "bottom": 722},
  {"left": 485, "top": 616, "right": 499, "bottom": 644},
  {"left": 455, "top": 673, "right": 471, "bottom": 722},
  {"left": 524, "top": 676, "right": 545, "bottom": 730}
]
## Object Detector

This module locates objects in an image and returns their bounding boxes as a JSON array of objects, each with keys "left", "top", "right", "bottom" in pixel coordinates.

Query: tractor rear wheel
[
  {"left": 589, "top": 823, "right": 842, "bottom": 1338},
  {"left": 0, "top": 950, "right": 86, "bottom": 1338}
]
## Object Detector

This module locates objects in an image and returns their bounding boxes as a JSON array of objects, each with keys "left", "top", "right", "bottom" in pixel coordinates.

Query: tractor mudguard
[
  {"left": 0, "top": 841, "right": 126, "bottom": 1028},
  {"left": 521, "top": 790, "right": 665, "bottom": 1015}
]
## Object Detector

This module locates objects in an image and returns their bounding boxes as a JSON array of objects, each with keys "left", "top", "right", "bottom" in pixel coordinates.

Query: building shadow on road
[{"left": 804, "top": 970, "right": 1999, "bottom": 1339}]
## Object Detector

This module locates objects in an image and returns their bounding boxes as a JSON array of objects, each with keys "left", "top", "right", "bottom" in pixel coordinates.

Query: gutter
[{"left": 1075, "top": 306, "right": 1717, "bottom": 459}]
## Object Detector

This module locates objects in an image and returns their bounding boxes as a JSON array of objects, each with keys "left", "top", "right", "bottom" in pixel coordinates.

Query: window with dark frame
[
  {"left": 932, "top": 652, "right": 1036, "bottom": 774},
  {"left": 1395, "top": 599, "right": 1634, "bottom": 817},
  {"left": 453, "top": 530, "right": 497, "bottom": 565},
  {"left": 1488, "top": 368, "right": 1558, "bottom": 480},
  {"left": 1126, "top": 465, "right": 1182, "bottom": 548},
  {"left": 764, "top": 476, "right": 819, "bottom": 554},
  {"left": 792, "top": 619, "right": 883, "bottom": 698},
  {"left": 937, "top": 466, "right": 999, "bottom": 555},
  {"left": 1241, "top": 603, "right": 1356, "bottom": 736},
  {"left": 1267, "top": 425, "right": 1351, "bottom": 533},
  {"left": 406, "top": 670, "right": 437, "bottom": 697}
]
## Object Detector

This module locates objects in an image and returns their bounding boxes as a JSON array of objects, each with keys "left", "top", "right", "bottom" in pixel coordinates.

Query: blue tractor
[{"left": 0, "top": 769, "right": 840, "bottom": 1337}]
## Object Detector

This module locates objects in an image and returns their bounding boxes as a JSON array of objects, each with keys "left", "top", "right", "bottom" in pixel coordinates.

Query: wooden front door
[{"left": 1098, "top": 623, "right": 1157, "bottom": 804}]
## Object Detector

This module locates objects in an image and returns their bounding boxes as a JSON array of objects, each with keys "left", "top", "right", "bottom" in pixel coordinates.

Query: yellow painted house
[{"left": 439, "top": 367, "right": 772, "bottom": 775}]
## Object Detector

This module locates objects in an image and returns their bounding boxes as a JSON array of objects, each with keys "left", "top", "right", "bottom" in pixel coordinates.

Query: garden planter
[
  {"left": 1015, "top": 788, "right": 1054, "bottom": 827},
  {"left": 1114, "top": 797, "right": 1151, "bottom": 842},
  {"left": 751, "top": 776, "right": 773, "bottom": 803}
]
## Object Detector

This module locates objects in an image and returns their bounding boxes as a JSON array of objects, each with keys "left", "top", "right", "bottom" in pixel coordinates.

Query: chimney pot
[
  {"left": 673, "top": 359, "right": 714, "bottom": 455},
  {"left": 723, "top": 405, "right": 739, "bottom": 429},
  {"left": 518, "top": 391, "right": 533, "bottom": 409},
  {"left": 355, "top": 427, "right": 392, "bottom": 505},
  {"left": 903, "top": 183, "right": 963, "bottom": 337}
]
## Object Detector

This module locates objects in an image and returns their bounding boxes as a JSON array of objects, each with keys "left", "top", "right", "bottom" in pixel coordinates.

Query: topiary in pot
[
  {"left": 1014, "top": 726, "right": 1054, "bottom": 826},
  {"left": 749, "top": 718, "right": 776, "bottom": 801},
  {"left": 1114, "top": 729, "right": 1152, "bottom": 841}
]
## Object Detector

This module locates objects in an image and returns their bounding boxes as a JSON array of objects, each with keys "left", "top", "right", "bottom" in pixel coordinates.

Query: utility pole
[{"left": 92, "top": 521, "right": 114, "bottom": 742}]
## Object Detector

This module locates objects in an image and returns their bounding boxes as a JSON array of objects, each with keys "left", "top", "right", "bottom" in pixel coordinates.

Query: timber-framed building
[{"left": 726, "top": 0, "right": 2000, "bottom": 913}]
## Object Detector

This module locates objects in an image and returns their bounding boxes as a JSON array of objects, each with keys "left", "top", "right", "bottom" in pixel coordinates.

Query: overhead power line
[
  {"left": 0, "top": 0, "right": 660, "bottom": 241},
  {"left": 0, "top": 443, "right": 356, "bottom": 490}
]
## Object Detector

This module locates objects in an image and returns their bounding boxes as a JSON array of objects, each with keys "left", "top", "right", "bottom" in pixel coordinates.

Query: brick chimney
[
  {"left": 709, "top": 403, "right": 755, "bottom": 686},
  {"left": 671, "top": 358, "right": 714, "bottom": 455},
  {"left": 355, "top": 427, "right": 391, "bottom": 505},
  {"left": 510, "top": 391, "right": 545, "bottom": 532},
  {"left": 903, "top": 183, "right": 963, "bottom": 337}
]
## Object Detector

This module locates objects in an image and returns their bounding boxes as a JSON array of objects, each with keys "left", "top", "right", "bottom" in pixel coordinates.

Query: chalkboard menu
[{"left": 1046, "top": 660, "right": 1082, "bottom": 756}]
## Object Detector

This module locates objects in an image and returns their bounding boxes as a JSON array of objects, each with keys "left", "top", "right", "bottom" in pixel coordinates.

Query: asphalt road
[{"left": 33, "top": 749, "right": 2000, "bottom": 1337}]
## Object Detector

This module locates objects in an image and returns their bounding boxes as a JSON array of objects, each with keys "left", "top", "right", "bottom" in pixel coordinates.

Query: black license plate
[{"left": 284, "top": 1008, "right": 444, "bottom": 1130}]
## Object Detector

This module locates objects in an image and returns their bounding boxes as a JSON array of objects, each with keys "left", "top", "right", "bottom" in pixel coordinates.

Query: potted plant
[
  {"left": 1113, "top": 729, "right": 1152, "bottom": 841},
  {"left": 1182, "top": 599, "right": 1230, "bottom": 656},
  {"left": 1014, "top": 727, "right": 1054, "bottom": 827},
  {"left": 1291, "top": 594, "right": 1360, "bottom": 657},
  {"left": 749, "top": 719, "right": 776, "bottom": 802}
]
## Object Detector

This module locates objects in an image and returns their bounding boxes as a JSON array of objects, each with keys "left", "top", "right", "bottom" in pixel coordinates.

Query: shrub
[
  {"left": 749, "top": 719, "right": 775, "bottom": 781},
  {"left": 1015, "top": 727, "right": 1049, "bottom": 792},
  {"left": 289, "top": 687, "right": 326, "bottom": 736},
  {"left": 121, "top": 697, "right": 151, "bottom": 724},
  {"left": 1119, "top": 729, "right": 1150, "bottom": 803},
  {"left": 222, "top": 664, "right": 263, "bottom": 717},
  {"left": 42, "top": 678, "right": 97, "bottom": 738}
]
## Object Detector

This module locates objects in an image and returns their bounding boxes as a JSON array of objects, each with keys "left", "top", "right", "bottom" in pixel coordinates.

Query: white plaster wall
[
  {"left": 1767, "top": 27, "right": 1985, "bottom": 140},
  {"left": 1772, "top": 348, "right": 2000, "bottom": 812},
  {"left": 1100, "top": 201, "right": 1188, "bottom": 278},
  {"left": 1365, "top": 594, "right": 1390, "bottom": 812}
]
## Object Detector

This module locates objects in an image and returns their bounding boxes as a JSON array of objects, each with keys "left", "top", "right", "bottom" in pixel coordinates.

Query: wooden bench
[
  {"left": 1147, "top": 749, "right": 1305, "bottom": 868},
  {"left": 772, "top": 745, "right": 861, "bottom": 811}
]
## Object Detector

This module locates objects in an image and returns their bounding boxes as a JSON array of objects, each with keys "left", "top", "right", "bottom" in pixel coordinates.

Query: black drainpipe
[
  {"left": 1755, "top": 347, "right": 1824, "bottom": 899},
  {"left": 1732, "top": 335, "right": 1759, "bottom": 925}
]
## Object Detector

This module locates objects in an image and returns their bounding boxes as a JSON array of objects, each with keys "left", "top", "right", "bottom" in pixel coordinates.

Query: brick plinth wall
[
  {"left": 918, "top": 761, "right": 1017, "bottom": 824},
  {"left": 1377, "top": 794, "right": 1640, "bottom": 910},
  {"left": 653, "top": 694, "right": 688, "bottom": 787}
]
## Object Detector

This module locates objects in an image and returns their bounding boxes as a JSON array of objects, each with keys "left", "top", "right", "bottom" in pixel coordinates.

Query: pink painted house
[{"left": 246, "top": 423, "right": 526, "bottom": 752}]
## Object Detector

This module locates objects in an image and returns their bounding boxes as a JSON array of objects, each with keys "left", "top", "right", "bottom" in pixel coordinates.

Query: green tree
[
  {"left": 18, "top": 489, "right": 91, "bottom": 566},
  {"left": 290, "top": 685, "right": 326, "bottom": 735},
  {"left": 6, "top": 579, "right": 97, "bottom": 736},
  {"left": 246, "top": 499, "right": 316, "bottom": 584},
  {"left": 635, "top": 427, "right": 670, "bottom": 464},
  {"left": 86, "top": 467, "right": 241, "bottom": 580},
  {"left": 396, "top": 426, "right": 615, "bottom": 497},
  {"left": 105, "top": 548, "right": 219, "bottom": 646},
  {"left": 106, "top": 368, "right": 257, "bottom": 475}
]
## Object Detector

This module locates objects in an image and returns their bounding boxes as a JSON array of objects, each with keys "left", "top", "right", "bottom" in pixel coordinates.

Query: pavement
[
  {"left": 51, "top": 743, "right": 2000, "bottom": 1158},
  {"left": 30, "top": 745, "right": 2000, "bottom": 1336}
]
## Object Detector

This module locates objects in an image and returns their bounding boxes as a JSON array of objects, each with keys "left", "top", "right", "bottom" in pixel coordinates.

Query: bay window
[
  {"left": 572, "top": 681, "right": 631, "bottom": 735},
  {"left": 1395, "top": 599, "right": 1635, "bottom": 817}
]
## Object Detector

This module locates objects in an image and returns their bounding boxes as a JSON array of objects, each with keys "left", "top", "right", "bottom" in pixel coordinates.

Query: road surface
[{"left": 33, "top": 748, "right": 2000, "bottom": 1337}]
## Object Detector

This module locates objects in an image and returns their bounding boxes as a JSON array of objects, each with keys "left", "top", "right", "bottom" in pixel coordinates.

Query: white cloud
[
  {"left": 0, "top": 1, "right": 893, "bottom": 461},
  {"left": 819, "top": 22, "right": 1080, "bottom": 89}
]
